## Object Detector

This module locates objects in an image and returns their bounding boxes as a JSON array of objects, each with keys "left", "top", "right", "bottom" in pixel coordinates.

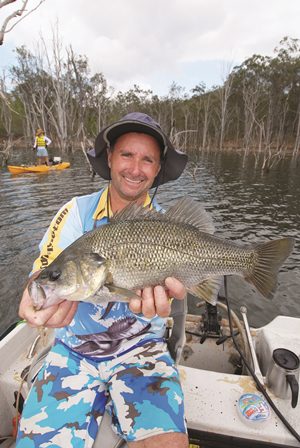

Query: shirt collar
[{"left": 93, "top": 187, "right": 153, "bottom": 221}]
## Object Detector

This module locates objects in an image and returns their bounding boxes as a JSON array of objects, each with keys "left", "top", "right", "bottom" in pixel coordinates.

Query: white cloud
[{"left": 1, "top": 0, "right": 300, "bottom": 94}]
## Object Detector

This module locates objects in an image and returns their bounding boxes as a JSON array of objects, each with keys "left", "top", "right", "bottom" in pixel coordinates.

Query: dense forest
[{"left": 1, "top": 35, "right": 300, "bottom": 169}]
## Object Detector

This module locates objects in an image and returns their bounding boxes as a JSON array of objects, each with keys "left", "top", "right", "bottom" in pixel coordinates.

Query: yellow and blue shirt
[{"left": 33, "top": 188, "right": 166, "bottom": 359}]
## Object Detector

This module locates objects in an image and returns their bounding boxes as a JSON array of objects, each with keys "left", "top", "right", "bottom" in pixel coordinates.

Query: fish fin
[
  {"left": 111, "top": 202, "right": 160, "bottom": 222},
  {"left": 101, "top": 302, "right": 116, "bottom": 319},
  {"left": 105, "top": 284, "right": 142, "bottom": 301},
  {"left": 187, "top": 276, "right": 223, "bottom": 305},
  {"left": 92, "top": 286, "right": 131, "bottom": 303},
  {"left": 164, "top": 197, "right": 215, "bottom": 234},
  {"left": 111, "top": 196, "right": 215, "bottom": 234},
  {"left": 245, "top": 237, "right": 294, "bottom": 299}
]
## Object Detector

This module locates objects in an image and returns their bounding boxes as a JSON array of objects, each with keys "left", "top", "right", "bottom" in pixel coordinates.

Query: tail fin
[{"left": 246, "top": 237, "right": 294, "bottom": 299}]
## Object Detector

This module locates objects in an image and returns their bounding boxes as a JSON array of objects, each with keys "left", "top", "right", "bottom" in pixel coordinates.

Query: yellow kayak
[{"left": 7, "top": 162, "right": 70, "bottom": 174}]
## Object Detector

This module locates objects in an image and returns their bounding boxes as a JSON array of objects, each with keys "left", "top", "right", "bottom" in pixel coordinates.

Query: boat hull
[{"left": 7, "top": 162, "right": 70, "bottom": 174}]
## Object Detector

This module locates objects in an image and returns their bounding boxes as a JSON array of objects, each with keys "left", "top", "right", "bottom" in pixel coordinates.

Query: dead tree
[{"left": 0, "top": 0, "right": 46, "bottom": 45}]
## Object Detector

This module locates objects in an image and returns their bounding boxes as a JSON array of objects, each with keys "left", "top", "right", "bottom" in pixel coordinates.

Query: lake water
[{"left": 0, "top": 148, "right": 299, "bottom": 336}]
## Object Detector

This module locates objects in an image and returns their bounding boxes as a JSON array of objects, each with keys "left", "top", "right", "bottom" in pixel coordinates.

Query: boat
[
  {"left": 7, "top": 162, "right": 70, "bottom": 174},
  {"left": 0, "top": 295, "right": 300, "bottom": 448}
]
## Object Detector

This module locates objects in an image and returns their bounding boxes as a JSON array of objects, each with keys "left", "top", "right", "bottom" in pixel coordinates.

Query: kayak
[{"left": 7, "top": 162, "right": 70, "bottom": 174}]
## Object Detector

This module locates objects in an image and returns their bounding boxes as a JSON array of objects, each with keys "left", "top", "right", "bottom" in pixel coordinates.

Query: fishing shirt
[{"left": 32, "top": 187, "right": 166, "bottom": 359}]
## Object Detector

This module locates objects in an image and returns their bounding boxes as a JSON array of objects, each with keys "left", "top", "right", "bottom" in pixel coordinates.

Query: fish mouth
[{"left": 28, "top": 280, "right": 47, "bottom": 310}]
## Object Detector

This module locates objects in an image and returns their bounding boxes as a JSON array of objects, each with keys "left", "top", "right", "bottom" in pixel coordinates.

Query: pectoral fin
[
  {"left": 188, "top": 277, "right": 223, "bottom": 306},
  {"left": 105, "top": 284, "right": 142, "bottom": 301}
]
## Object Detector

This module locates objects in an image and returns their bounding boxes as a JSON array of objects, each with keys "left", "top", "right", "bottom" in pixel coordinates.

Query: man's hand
[
  {"left": 129, "top": 277, "right": 187, "bottom": 318},
  {"left": 19, "top": 286, "right": 78, "bottom": 328}
]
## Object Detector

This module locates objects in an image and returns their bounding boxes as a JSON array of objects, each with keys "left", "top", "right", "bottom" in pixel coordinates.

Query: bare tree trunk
[
  {"left": 41, "top": 28, "right": 69, "bottom": 152},
  {"left": 202, "top": 95, "right": 211, "bottom": 151},
  {"left": 243, "top": 82, "right": 259, "bottom": 153},
  {"left": 292, "top": 102, "right": 300, "bottom": 159},
  {"left": 218, "top": 74, "right": 233, "bottom": 150}
]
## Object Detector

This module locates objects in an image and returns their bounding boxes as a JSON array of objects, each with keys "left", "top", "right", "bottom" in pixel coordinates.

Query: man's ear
[
  {"left": 155, "top": 161, "right": 161, "bottom": 177},
  {"left": 107, "top": 150, "right": 111, "bottom": 168}
]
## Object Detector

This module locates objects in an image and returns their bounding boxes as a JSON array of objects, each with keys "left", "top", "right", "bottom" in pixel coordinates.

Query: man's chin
[{"left": 121, "top": 186, "right": 148, "bottom": 202}]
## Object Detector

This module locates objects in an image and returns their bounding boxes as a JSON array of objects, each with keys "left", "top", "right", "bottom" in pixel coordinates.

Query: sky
[{"left": 1, "top": 0, "right": 300, "bottom": 96}]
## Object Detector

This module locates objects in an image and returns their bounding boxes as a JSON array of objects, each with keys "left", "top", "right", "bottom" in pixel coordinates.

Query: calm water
[{"left": 0, "top": 148, "right": 299, "bottom": 335}]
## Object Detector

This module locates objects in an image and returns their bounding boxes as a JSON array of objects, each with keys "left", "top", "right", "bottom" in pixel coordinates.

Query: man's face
[{"left": 107, "top": 132, "right": 161, "bottom": 202}]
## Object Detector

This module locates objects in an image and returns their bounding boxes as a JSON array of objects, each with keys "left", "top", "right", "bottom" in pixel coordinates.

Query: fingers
[
  {"left": 129, "top": 289, "right": 142, "bottom": 314},
  {"left": 129, "top": 278, "right": 187, "bottom": 318},
  {"left": 43, "top": 301, "right": 78, "bottom": 328},
  {"left": 140, "top": 286, "right": 157, "bottom": 318},
  {"left": 129, "top": 285, "right": 171, "bottom": 318},
  {"left": 153, "top": 285, "right": 171, "bottom": 317},
  {"left": 19, "top": 287, "right": 78, "bottom": 328},
  {"left": 165, "top": 277, "right": 187, "bottom": 300}
]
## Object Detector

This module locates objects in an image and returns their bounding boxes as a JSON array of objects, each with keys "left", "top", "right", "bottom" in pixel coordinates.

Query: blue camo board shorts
[
  {"left": 16, "top": 339, "right": 187, "bottom": 447},
  {"left": 36, "top": 147, "right": 48, "bottom": 157}
]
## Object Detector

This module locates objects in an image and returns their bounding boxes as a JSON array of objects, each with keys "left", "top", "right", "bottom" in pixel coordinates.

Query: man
[{"left": 17, "top": 112, "right": 189, "bottom": 448}]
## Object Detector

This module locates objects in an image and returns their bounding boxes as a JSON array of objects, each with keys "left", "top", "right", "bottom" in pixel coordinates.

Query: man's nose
[{"left": 130, "top": 158, "right": 142, "bottom": 174}]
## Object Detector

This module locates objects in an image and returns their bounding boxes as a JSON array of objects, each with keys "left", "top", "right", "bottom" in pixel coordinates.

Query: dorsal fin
[
  {"left": 111, "top": 196, "right": 214, "bottom": 234},
  {"left": 111, "top": 202, "right": 161, "bottom": 222},
  {"left": 164, "top": 196, "right": 214, "bottom": 234}
]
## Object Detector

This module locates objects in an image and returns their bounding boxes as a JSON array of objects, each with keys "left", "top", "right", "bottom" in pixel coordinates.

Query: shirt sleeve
[
  {"left": 31, "top": 197, "right": 83, "bottom": 274},
  {"left": 45, "top": 136, "right": 52, "bottom": 145}
]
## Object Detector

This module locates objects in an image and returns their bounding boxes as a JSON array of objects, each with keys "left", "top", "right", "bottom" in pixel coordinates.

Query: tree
[{"left": 0, "top": 0, "right": 46, "bottom": 45}]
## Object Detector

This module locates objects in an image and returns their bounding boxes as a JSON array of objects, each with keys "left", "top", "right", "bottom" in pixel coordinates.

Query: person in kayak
[
  {"left": 33, "top": 128, "right": 52, "bottom": 165},
  {"left": 17, "top": 112, "right": 189, "bottom": 448}
]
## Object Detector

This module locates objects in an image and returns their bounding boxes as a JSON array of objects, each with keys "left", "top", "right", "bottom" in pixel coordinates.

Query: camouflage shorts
[{"left": 16, "top": 339, "right": 187, "bottom": 447}]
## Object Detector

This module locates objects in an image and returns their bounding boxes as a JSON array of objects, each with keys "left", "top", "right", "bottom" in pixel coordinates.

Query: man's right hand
[{"left": 19, "top": 286, "right": 78, "bottom": 328}]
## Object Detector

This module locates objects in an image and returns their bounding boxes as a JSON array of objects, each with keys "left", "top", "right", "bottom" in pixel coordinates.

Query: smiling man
[
  {"left": 108, "top": 132, "right": 162, "bottom": 209},
  {"left": 17, "top": 112, "right": 189, "bottom": 448}
]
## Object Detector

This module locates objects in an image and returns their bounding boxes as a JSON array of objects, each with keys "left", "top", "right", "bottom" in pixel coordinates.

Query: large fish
[{"left": 29, "top": 197, "right": 294, "bottom": 309}]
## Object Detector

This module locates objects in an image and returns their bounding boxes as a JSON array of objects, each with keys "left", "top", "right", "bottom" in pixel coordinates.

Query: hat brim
[{"left": 87, "top": 119, "right": 188, "bottom": 188}]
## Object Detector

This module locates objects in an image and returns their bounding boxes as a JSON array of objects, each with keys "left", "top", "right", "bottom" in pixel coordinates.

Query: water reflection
[{"left": 0, "top": 149, "right": 299, "bottom": 334}]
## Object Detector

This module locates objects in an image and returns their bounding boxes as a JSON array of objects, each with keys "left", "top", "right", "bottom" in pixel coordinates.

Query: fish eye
[{"left": 48, "top": 270, "right": 61, "bottom": 281}]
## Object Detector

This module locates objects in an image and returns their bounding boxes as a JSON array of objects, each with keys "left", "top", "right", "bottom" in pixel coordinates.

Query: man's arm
[{"left": 19, "top": 198, "right": 82, "bottom": 327}]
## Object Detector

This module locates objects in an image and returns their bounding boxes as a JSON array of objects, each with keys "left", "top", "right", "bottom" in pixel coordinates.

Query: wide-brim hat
[{"left": 87, "top": 112, "right": 188, "bottom": 187}]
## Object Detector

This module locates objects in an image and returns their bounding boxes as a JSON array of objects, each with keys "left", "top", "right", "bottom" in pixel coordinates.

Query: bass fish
[{"left": 29, "top": 197, "right": 294, "bottom": 309}]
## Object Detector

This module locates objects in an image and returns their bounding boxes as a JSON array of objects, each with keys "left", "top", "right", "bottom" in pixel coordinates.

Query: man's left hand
[{"left": 129, "top": 277, "right": 187, "bottom": 318}]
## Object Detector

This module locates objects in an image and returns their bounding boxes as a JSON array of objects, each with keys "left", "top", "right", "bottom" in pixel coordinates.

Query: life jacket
[{"left": 36, "top": 136, "right": 46, "bottom": 147}]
